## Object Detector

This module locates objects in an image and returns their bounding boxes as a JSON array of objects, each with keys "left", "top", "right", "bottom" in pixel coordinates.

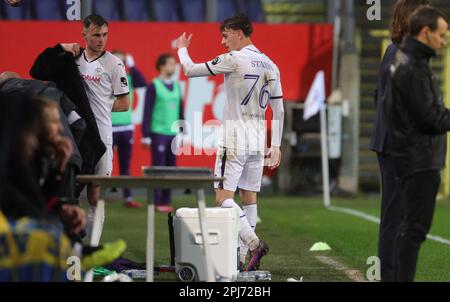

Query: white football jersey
[
  {"left": 76, "top": 50, "right": 129, "bottom": 145},
  {"left": 205, "top": 45, "right": 283, "bottom": 151}
]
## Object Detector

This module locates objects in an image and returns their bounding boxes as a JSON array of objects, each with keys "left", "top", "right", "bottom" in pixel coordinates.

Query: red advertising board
[{"left": 0, "top": 21, "right": 333, "bottom": 175}]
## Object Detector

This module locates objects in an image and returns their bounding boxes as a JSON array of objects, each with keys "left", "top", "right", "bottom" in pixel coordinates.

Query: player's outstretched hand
[
  {"left": 60, "top": 43, "right": 81, "bottom": 57},
  {"left": 266, "top": 146, "right": 282, "bottom": 170},
  {"left": 175, "top": 32, "right": 193, "bottom": 49}
]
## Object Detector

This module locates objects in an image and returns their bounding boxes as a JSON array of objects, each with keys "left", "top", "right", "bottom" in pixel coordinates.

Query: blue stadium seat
[
  {"left": 153, "top": 0, "right": 204, "bottom": 22},
  {"left": 32, "top": 0, "right": 65, "bottom": 20},
  {"left": 152, "top": 0, "right": 178, "bottom": 21},
  {"left": 93, "top": 0, "right": 121, "bottom": 21},
  {"left": 179, "top": 0, "right": 204, "bottom": 22},
  {"left": 242, "top": 0, "right": 264, "bottom": 22},
  {"left": 216, "top": 0, "right": 236, "bottom": 22},
  {"left": 122, "top": 0, "right": 150, "bottom": 21},
  {"left": 1, "top": 1, "right": 31, "bottom": 20},
  {"left": 217, "top": 0, "right": 263, "bottom": 22}
]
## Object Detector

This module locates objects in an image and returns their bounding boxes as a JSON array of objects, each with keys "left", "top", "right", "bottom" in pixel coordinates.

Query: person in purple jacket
[
  {"left": 142, "top": 53, "right": 184, "bottom": 213},
  {"left": 111, "top": 50, "right": 148, "bottom": 208}
]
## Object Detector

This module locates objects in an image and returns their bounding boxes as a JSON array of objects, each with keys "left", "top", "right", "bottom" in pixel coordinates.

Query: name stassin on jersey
[
  {"left": 250, "top": 60, "right": 274, "bottom": 71},
  {"left": 81, "top": 73, "right": 101, "bottom": 84}
]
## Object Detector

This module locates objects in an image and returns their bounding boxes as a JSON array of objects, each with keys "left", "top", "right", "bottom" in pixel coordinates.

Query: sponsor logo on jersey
[
  {"left": 81, "top": 73, "right": 101, "bottom": 84},
  {"left": 211, "top": 57, "right": 221, "bottom": 65}
]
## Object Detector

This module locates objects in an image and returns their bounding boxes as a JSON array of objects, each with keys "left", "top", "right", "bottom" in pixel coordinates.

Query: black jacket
[
  {"left": 386, "top": 37, "right": 450, "bottom": 178},
  {"left": 30, "top": 44, "right": 106, "bottom": 177},
  {"left": 370, "top": 42, "right": 398, "bottom": 153}
]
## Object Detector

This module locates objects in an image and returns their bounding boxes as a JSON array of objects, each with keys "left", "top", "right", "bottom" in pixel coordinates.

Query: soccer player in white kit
[
  {"left": 60, "top": 14, "right": 130, "bottom": 245},
  {"left": 176, "top": 14, "right": 284, "bottom": 271}
]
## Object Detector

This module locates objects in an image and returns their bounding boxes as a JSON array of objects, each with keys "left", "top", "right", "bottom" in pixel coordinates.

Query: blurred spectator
[
  {"left": 0, "top": 209, "right": 73, "bottom": 282},
  {"left": 4, "top": 0, "right": 23, "bottom": 6},
  {"left": 0, "top": 72, "right": 85, "bottom": 202},
  {"left": 0, "top": 93, "right": 126, "bottom": 281},
  {"left": 0, "top": 93, "right": 85, "bottom": 236},
  {"left": 142, "top": 53, "right": 184, "bottom": 213},
  {"left": 1, "top": 0, "right": 30, "bottom": 19},
  {"left": 2, "top": 0, "right": 65, "bottom": 20},
  {"left": 111, "top": 50, "right": 147, "bottom": 208}
]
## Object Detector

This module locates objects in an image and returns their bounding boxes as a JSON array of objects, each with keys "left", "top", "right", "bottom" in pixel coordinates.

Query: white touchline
[
  {"left": 328, "top": 206, "right": 450, "bottom": 246},
  {"left": 314, "top": 255, "right": 366, "bottom": 282}
]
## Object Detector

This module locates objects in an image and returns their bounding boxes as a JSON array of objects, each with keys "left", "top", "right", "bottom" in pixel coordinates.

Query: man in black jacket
[
  {"left": 386, "top": 6, "right": 448, "bottom": 282},
  {"left": 370, "top": 0, "right": 428, "bottom": 282}
]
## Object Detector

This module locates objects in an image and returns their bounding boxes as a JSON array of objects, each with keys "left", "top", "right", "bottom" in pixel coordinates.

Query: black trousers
[
  {"left": 394, "top": 170, "right": 440, "bottom": 282},
  {"left": 377, "top": 153, "right": 404, "bottom": 282}
]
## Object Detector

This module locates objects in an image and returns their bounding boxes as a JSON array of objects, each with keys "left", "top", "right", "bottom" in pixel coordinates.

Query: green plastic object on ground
[
  {"left": 82, "top": 239, "right": 127, "bottom": 271},
  {"left": 94, "top": 267, "right": 116, "bottom": 277},
  {"left": 309, "top": 242, "right": 332, "bottom": 251}
]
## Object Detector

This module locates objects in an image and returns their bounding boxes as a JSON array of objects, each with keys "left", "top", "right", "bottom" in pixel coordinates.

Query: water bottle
[
  {"left": 236, "top": 270, "right": 272, "bottom": 282},
  {"left": 121, "top": 269, "right": 147, "bottom": 279}
]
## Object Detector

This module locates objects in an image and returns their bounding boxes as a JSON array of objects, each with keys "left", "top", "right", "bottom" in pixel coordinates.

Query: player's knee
[
  {"left": 240, "top": 189, "right": 257, "bottom": 205},
  {"left": 215, "top": 189, "right": 234, "bottom": 206},
  {"left": 87, "top": 197, "right": 98, "bottom": 207},
  {"left": 87, "top": 185, "right": 100, "bottom": 206}
]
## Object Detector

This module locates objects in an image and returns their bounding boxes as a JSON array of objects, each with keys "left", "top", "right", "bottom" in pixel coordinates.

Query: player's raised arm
[{"left": 175, "top": 32, "right": 237, "bottom": 78}]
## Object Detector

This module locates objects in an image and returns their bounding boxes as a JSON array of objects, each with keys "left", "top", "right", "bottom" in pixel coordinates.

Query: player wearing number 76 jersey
[{"left": 175, "top": 13, "right": 284, "bottom": 271}]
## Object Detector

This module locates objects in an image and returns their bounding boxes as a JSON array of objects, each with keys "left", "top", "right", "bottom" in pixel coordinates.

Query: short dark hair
[
  {"left": 220, "top": 13, "right": 253, "bottom": 37},
  {"left": 156, "top": 53, "right": 175, "bottom": 71},
  {"left": 83, "top": 14, "right": 108, "bottom": 29},
  {"left": 390, "top": 0, "right": 429, "bottom": 44},
  {"left": 409, "top": 6, "right": 448, "bottom": 37}
]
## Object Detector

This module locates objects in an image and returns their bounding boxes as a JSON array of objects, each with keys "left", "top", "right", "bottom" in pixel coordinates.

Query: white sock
[
  {"left": 221, "top": 198, "right": 259, "bottom": 251},
  {"left": 86, "top": 205, "right": 105, "bottom": 246},
  {"left": 240, "top": 204, "right": 257, "bottom": 262}
]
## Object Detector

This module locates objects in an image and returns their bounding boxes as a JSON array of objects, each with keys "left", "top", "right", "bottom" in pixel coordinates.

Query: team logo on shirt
[
  {"left": 95, "top": 66, "right": 103, "bottom": 75},
  {"left": 120, "top": 77, "right": 128, "bottom": 87},
  {"left": 211, "top": 57, "right": 221, "bottom": 65}
]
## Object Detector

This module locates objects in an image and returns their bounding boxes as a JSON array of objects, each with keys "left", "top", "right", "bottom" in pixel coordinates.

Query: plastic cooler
[{"left": 173, "top": 207, "right": 239, "bottom": 281}]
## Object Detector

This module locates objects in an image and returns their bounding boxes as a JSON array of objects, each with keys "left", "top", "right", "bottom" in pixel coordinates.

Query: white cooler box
[{"left": 174, "top": 207, "right": 239, "bottom": 282}]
